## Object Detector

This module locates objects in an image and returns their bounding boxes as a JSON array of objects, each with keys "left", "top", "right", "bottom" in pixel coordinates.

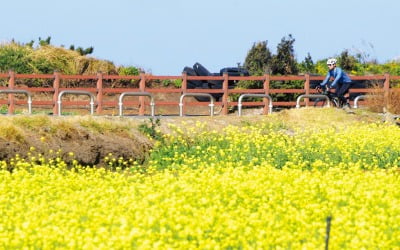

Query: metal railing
[
  {"left": 353, "top": 95, "right": 367, "bottom": 109},
  {"left": 0, "top": 89, "right": 32, "bottom": 114},
  {"left": 296, "top": 94, "right": 331, "bottom": 108},
  {"left": 58, "top": 90, "right": 95, "bottom": 116},
  {"left": 237, "top": 94, "right": 273, "bottom": 116},
  {"left": 179, "top": 93, "right": 215, "bottom": 117},
  {"left": 118, "top": 92, "right": 155, "bottom": 116}
]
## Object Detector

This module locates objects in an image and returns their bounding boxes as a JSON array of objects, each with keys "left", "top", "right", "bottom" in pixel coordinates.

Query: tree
[
  {"left": 243, "top": 41, "right": 272, "bottom": 76},
  {"left": 236, "top": 41, "right": 273, "bottom": 89},
  {"left": 270, "top": 34, "right": 298, "bottom": 75},
  {"left": 75, "top": 46, "right": 94, "bottom": 56},
  {"left": 39, "top": 36, "right": 51, "bottom": 46},
  {"left": 69, "top": 45, "right": 94, "bottom": 56},
  {"left": 298, "top": 53, "right": 315, "bottom": 73},
  {"left": 338, "top": 50, "right": 359, "bottom": 72}
]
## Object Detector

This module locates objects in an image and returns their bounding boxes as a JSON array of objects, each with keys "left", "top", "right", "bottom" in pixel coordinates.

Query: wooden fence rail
[{"left": 0, "top": 71, "right": 398, "bottom": 115}]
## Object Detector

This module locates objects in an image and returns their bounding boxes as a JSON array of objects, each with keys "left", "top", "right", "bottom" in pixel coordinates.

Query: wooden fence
[{"left": 0, "top": 71, "right": 399, "bottom": 115}]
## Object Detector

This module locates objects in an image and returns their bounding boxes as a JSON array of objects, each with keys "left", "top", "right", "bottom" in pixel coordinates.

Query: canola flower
[
  {"left": 0, "top": 119, "right": 400, "bottom": 249},
  {"left": 152, "top": 121, "right": 400, "bottom": 171}
]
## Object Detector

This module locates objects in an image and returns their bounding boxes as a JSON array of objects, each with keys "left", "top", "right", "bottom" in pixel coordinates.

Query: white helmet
[{"left": 327, "top": 58, "right": 337, "bottom": 65}]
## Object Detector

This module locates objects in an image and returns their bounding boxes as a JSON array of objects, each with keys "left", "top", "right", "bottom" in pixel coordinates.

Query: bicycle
[{"left": 313, "top": 85, "right": 349, "bottom": 108}]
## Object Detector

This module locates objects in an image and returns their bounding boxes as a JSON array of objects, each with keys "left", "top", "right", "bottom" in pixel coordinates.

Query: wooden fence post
[
  {"left": 384, "top": 73, "right": 390, "bottom": 111},
  {"left": 181, "top": 71, "right": 187, "bottom": 91},
  {"left": 53, "top": 72, "right": 60, "bottom": 115},
  {"left": 263, "top": 74, "right": 271, "bottom": 115},
  {"left": 7, "top": 71, "right": 15, "bottom": 115},
  {"left": 181, "top": 71, "right": 188, "bottom": 115},
  {"left": 304, "top": 74, "right": 310, "bottom": 106},
  {"left": 222, "top": 72, "right": 229, "bottom": 115},
  {"left": 139, "top": 71, "right": 146, "bottom": 115},
  {"left": 96, "top": 72, "right": 103, "bottom": 114}
]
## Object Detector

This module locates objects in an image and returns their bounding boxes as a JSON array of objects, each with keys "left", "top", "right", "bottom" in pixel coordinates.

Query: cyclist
[{"left": 317, "top": 58, "right": 352, "bottom": 108}]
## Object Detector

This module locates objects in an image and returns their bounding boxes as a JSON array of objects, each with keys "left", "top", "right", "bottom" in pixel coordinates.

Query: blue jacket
[{"left": 321, "top": 67, "right": 352, "bottom": 87}]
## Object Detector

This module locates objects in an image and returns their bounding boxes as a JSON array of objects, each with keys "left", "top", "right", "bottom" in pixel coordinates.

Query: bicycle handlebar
[{"left": 316, "top": 85, "right": 327, "bottom": 93}]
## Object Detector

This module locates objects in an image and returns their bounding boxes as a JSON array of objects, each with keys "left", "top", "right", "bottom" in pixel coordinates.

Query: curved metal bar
[
  {"left": 296, "top": 94, "right": 331, "bottom": 108},
  {"left": 353, "top": 95, "right": 367, "bottom": 109},
  {"left": 179, "top": 93, "right": 215, "bottom": 117},
  {"left": 58, "top": 90, "right": 95, "bottom": 116},
  {"left": 238, "top": 94, "right": 273, "bottom": 116},
  {"left": 118, "top": 92, "right": 155, "bottom": 116},
  {"left": 0, "top": 89, "right": 32, "bottom": 114}
]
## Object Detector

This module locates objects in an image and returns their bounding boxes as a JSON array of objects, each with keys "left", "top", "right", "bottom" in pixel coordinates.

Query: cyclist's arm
[{"left": 320, "top": 72, "right": 331, "bottom": 86}]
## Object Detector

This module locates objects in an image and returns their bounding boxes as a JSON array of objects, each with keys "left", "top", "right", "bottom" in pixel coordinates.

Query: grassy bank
[{"left": 1, "top": 108, "right": 400, "bottom": 248}]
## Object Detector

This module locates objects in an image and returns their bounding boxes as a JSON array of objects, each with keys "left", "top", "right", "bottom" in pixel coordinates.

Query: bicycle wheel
[
  {"left": 330, "top": 97, "right": 340, "bottom": 108},
  {"left": 313, "top": 98, "right": 327, "bottom": 107},
  {"left": 313, "top": 97, "right": 339, "bottom": 108}
]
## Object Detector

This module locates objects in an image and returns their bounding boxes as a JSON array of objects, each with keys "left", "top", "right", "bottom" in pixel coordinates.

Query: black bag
[
  {"left": 220, "top": 67, "right": 250, "bottom": 77},
  {"left": 182, "top": 62, "right": 250, "bottom": 101},
  {"left": 220, "top": 67, "right": 250, "bottom": 88},
  {"left": 193, "top": 62, "right": 223, "bottom": 88},
  {"left": 183, "top": 66, "right": 214, "bottom": 102},
  {"left": 183, "top": 66, "right": 205, "bottom": 89}
]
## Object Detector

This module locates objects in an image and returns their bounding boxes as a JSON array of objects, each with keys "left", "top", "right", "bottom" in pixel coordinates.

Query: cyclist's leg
[
  {"left": 338, "top": 83, "right": 350, "bottom": 106},
  {"left": 343, "top": 83, "right": 351, "bottom": 107},
  {"left": 336, "top": 83, "right": 351, "bottom": 107},
  {"left": 329, "top": 83, "right": 340, "bottom": 107},
  {"left": 344, "top": 83, "right": 352, "bottom": 106}
]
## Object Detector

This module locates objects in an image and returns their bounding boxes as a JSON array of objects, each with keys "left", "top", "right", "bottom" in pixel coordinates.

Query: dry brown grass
[
  {"left": 361, "top": 84, "right": 400, "bottom": 114},
  {"left": 30, "top": 46, "right": 117, "bottom": 75},
  {"left": 387, "top": 89, "right": 400, "bottom": 114}
]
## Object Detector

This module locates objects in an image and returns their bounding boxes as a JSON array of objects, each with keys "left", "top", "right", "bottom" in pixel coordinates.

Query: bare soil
[{"left": 0, "top": 116, "right": 153, "bottom": 167}]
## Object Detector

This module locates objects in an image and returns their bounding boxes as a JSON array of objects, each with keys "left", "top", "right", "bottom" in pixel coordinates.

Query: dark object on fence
[{"left": 183, "top": 62, "right": 249, "bottom": 101}]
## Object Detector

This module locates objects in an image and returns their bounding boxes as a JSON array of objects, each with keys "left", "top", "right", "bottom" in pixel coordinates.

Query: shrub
[
  {"left": 138, "top": 118, "right": 163, "bottom": 141},
  {"left": 0, "top": 41, "right": 119, "bottom": 75},
  {"left": 118, "top": 66, "right": 140, "bottom": 76},
  {"left": 0, "top": 42, "right": 33, "bottom": 73}
]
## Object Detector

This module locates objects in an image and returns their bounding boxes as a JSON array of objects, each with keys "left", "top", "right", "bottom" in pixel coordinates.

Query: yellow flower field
[{"left": 1, "top": 113, "right": 400, "bottom": 249}]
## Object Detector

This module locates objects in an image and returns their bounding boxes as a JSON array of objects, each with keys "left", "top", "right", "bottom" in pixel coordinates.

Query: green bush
[
  {"left": 0, "top": 43, "right": 33, "bottom": 73},
  {"left": 118, "top": 66, "right": 140, "bottom": 76},
  {"left": 160, "top": 79, "right": 182, "bottom": 88},
  {"left": 138, "top": 118, "right": 163, "bottom": 141}
]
